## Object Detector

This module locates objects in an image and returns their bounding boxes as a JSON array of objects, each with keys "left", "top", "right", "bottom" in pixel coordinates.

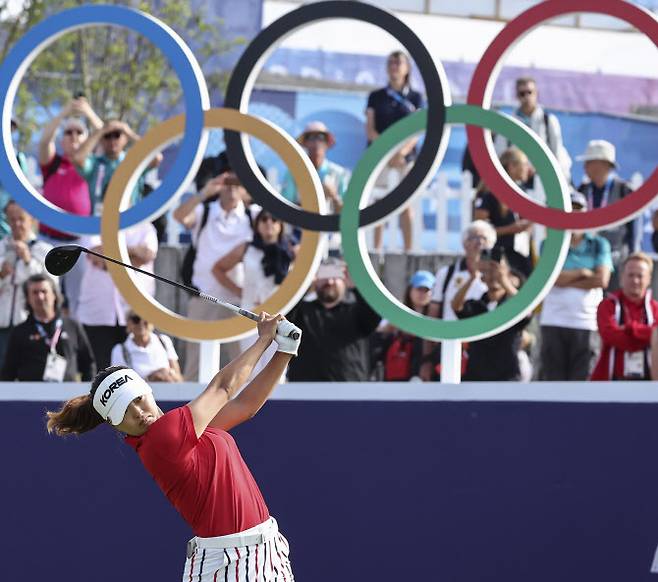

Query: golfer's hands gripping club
[
  {"left": 274, "top": 319, "right": 302, "bottom": 356},
  {"left": 256, "top": 312, "right": 282, "bottom": 344}
]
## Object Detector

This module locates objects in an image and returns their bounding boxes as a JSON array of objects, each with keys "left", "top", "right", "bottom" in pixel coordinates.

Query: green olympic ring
[{"left": 340, "top": 104, "right": 571, "bottom": 342}]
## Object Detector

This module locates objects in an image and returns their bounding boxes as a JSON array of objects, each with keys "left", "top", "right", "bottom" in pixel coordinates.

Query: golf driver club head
[{"left": 45, "top": 244, "right": 85, "bottom": 276}]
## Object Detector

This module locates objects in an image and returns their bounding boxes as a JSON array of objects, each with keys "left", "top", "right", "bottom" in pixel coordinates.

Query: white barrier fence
[{"left": 3, "top": 381, "right": 658, "bottom": 403}]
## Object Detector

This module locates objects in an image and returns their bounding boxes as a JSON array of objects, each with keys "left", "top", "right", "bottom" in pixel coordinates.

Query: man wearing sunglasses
[
  {"left": 73, "top": 118, "right": 162, "bottom": 216},
  {"left": 494, "top": 76, "right": 572, "bottom": 182},
  {"left": 37, "top": 97, "right": 104, "bottom": 315}
]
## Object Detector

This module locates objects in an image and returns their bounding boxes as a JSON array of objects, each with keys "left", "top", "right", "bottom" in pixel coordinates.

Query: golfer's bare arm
[{"left": 187, "top": 315, "right": 280, "bottom": 437}]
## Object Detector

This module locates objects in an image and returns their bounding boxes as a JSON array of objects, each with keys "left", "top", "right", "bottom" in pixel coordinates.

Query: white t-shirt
[
  {"left": 539, "top": 287, "right": 603, "bottom": 331},
  {"left": 241, "top": 245, "right": 279, "bottom": 311},
  {"left": 110, "top": 332, "right": 178, "bottom": 378},
  {"left": 191, "top": 201, "right": 253, "bottom": 304},
  {"left": 76, "top": 223, "right": 158, "bottom": 325},
  {"left": 432, "top": 259, "right": 488, "bottom": 321}
]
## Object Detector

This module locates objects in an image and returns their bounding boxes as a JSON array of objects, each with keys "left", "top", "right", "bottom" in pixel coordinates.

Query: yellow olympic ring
[{"left": 101, "top": 108, "right": 325, "bottom": 341}]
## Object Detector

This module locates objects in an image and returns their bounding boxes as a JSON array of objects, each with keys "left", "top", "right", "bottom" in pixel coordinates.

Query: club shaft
[
  {"left": 83, "top": 247, "right": 202, "bottom": 297},
  {"left": 82, "top": 248, "right": 300, "bottom": 340}
]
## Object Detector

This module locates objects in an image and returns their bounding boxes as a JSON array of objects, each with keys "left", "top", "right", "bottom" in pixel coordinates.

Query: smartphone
[
  {"left": 481, "top": 247, "right": 505, "bottom": 263},
  {"left": 73, "top": 90, "right": 85, "bottom": 99}
]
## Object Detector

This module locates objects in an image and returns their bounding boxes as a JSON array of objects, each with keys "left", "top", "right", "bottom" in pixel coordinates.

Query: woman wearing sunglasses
[
  {"left": 213, "top": 209, "right": 295, "bottom": 379},
  {"left": 37, "top": 96, "right": 104, "bottom": 314},
  {"left": 111, "top": 310, "right": 183, "bottom": 382}
]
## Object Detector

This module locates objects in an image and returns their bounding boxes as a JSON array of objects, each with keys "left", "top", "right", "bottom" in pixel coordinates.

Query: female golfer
[{"left": 46, "top": 312, "right": 300, "bottom": 581}]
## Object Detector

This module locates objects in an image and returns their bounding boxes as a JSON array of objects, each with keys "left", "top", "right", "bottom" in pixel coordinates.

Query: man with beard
[{"left": 285, "top": 259, "right": 381, "bottom": 381}]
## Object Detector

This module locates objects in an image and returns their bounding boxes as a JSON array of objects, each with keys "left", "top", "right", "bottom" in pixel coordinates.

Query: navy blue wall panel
[{"left": 2, "top": 401, "right": 658, "bottom": 581}]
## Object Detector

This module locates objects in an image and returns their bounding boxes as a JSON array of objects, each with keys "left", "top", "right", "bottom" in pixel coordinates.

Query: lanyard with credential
[
  {"left": 385, "top": 86, "right": 416, "bottom": 114},
  {"left": 586, "top": 175, "right": 615, "bottom": 211},
  {"left": 35, "top": 318, "right": 63, "bottom": 354}
]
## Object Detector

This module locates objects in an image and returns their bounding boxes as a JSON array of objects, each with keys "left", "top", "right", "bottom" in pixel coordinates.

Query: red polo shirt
[{"left": 125, "top": 406, "right": 269, "bottom": 537}]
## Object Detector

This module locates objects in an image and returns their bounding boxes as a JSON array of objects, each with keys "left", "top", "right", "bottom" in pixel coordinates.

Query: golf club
[{"left": 44, "top": 244, "right": 300, "bottom": 340}]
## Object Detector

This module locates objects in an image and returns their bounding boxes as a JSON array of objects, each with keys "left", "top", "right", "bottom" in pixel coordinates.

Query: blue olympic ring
[{"left": 0, "top": 4, "right": 209, "bottom": 234}]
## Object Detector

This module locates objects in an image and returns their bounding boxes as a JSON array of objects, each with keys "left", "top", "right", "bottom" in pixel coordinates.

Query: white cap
[
  {"left": 92, "top": 368, "right": 152, "bottom": 426},
  {"left": 576, "top": 139, "right": 617, "bottom": 167}
]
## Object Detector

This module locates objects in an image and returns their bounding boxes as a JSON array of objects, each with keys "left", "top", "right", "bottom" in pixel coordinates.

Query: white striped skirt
[{"left": 182, "top": 517, "right": 294, "bottom": 582}]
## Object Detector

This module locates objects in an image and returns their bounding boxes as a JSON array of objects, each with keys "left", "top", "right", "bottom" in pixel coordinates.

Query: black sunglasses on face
[
  {"left": 103, "top": 130, "right": 122, "bottom": 140},
  {"left": 517, "top": 90, "right": 534, "bottom": 97},
  {"left": 64, "top": 128, "right": 83, "bottom": 136},
  {"left": 129, "top": 314, "right": 145, "bottom": 324},
  {"left": 305, "top": 133, "right": 328, "bottom": 143}
]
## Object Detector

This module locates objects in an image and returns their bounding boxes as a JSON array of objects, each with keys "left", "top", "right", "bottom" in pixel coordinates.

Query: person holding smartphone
[{"left": 451, "top": 250, "right": 531, "bottom": 381}]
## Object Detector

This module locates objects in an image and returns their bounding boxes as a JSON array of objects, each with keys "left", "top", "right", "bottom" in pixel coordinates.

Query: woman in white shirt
[
  {"left": 213, "top": 209, "right": 294, "bottom": 378},
  {"left": 111, "top": 310, "right": 182, "bottom": 382}
]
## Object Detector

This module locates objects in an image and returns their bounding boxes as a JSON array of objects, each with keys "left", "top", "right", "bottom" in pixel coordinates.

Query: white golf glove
[{"left": 275, "top": 320, "right": 302, "bottom": 356}]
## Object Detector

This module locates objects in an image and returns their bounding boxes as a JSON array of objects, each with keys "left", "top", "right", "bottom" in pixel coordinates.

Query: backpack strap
[
  {"left": 43, "top": 154, "right": 62, "bottom": 183},
  {"left": 193, "top": 202, "right": 212, "bottom": 248},
  {"left": 154, "top": 332, "right": 168, "bottom": 355},
  {"left": 543, "top": 111, "right": 553, "bottom": 152},
  {"left": 121, "top": 341, "right": 132, "bottom": 368},
  {"left": 438, "top": 261, "right": 458, "bottom": 318}
]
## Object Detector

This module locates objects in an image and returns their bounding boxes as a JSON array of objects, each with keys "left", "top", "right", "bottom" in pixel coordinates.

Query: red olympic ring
[{"left": 467, "top": 0, "right": 658, "bottom": 230}]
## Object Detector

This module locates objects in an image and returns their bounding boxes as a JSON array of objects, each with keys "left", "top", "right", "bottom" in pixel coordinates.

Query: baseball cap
[
  {"left": 92, "top": 368, "right": 152, "bottom": 426},
  {"left": 409, "top": 270, "right": 435, "bottom": 289}
]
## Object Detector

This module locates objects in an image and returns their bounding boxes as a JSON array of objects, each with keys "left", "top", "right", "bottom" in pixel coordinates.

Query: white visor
[{"left": 92, "top": 368, "right": 152, "bottom": 426}]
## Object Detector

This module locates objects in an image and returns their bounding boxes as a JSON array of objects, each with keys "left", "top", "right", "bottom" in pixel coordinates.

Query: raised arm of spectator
[
  {"left": 211, "top": 243, "right": 248, "bottom": 298},
  {"left": 76, "top": 98, "right": 104, "bottom": 132},
  {"left": 344, "top": 267, "right": 381, "bottom": 334},
  {"left": 173, "top": 174, "right": 225, "bottom": 230},
  {"left": 118, "top": 121, "right": 162, "bottom": 169},
  {"left": 451, "top": 273, "right": 479, "bottom": 315},
  {"left": 187, "top": 313, "right": 281, "bottom": 436},
  {"left": 596, "top": 297, "right": 654, "bottom": 351},
  {"left": 38, "top": 101, "right": 75, "bottom": 165},
  {"left": 127, "top": 243, "right": 156, "bottom": 268},
  {"left": 72, "top": 125, "right": 105, "bottom": 168}
]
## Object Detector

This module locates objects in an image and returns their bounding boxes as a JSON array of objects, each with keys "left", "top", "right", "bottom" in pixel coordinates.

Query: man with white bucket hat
[{"left": 577, "top": 139, "right": 634, "bottom": 283}]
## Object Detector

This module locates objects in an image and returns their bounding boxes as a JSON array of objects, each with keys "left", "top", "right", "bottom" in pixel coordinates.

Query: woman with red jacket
[{"left": 591, "top": 252, "right": 658, "bottom": 381}]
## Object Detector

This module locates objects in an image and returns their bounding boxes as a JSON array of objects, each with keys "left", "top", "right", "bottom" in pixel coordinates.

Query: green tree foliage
[{"left": 0, "top": 0, "right": 242, "bottom": 146}]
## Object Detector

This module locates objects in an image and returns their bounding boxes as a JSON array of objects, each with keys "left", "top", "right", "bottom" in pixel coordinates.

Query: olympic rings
[
  {"left": 0, "top": 4, "right": 209, "bottom": 235},
  {"left": 101, "top": 109, "right": 325, "bottom": 342},
  {"left": 341, "top": 104, "right": 570, "bottom": 342},
  {"left": 2, "top": 1, "right": 654, "bottom": 345},
  {"left": 224, "top": 0, "right": 451, "bottom": 232},
  {"left": 467, "top": 0, "right": 658, "bottom": 231}
]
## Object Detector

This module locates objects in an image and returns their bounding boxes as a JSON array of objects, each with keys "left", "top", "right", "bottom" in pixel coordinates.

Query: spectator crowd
[{"left": 0, "top": 58, "right": 656, "bottom": 385}]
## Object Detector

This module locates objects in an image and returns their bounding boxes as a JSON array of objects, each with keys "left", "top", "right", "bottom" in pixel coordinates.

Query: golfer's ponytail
[
  {"left": 46, "top": 365, "right": 129, "bottom": 436},
  {"left": 46, "top": 394, "right": 103, "bottom": 435}
]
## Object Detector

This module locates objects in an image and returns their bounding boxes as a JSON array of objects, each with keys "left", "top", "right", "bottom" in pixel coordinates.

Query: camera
[{"left": 481, "top": 246, "right": 505, "bottom": 263}]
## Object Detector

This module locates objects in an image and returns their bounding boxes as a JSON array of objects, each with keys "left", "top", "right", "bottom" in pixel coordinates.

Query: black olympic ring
[{"left": 224, "top": 0, "right": 449, "bottom": 232}]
